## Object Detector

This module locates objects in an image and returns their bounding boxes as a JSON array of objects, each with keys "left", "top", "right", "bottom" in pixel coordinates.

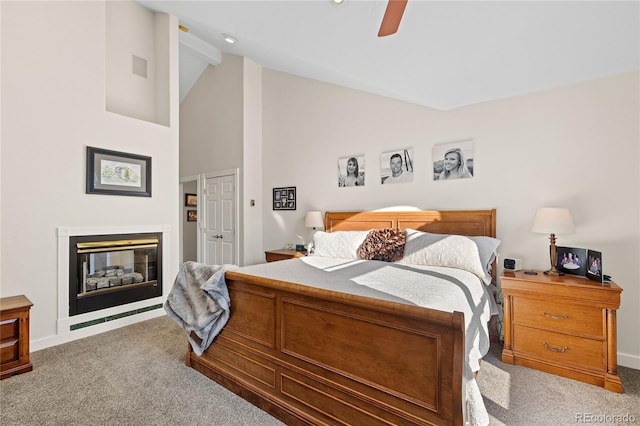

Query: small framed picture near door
[
  {"left": 187, "top": 210, "right": 197, "bottom": 222},
  {"left": 273, "top": 187, "right": 296, "bottom": 210},
  {"left": 185, "top": 193, "right": 197, "bottom": 207}
]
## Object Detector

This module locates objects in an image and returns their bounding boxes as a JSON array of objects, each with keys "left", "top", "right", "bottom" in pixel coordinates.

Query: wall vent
[{"left": 132, "top": 54, "right": 148, "bottom": 78}]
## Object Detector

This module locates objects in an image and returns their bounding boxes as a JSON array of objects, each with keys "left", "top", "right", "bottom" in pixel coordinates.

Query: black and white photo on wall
[
  {"left": 556, "top": 246, "right": 587, "bottom": 277},
  {"left": 338, "top": 155, "right": 365, "bottom": 187},
  {"left": 380, "top": 148, "right": 413, "bottom": 184},
  {"left": 273, "top": 186, "right": 296, "bottom": 210},
  {"left": 433, "top": 140, "right": 474, "bottom": 180},
  {"left": 587, "top": 249, "right": 603, "bottom": 283}
]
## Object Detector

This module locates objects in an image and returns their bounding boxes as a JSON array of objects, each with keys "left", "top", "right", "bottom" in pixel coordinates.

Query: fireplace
[{"left": 69, "top": 232, "right": 162, "bottom": 316}]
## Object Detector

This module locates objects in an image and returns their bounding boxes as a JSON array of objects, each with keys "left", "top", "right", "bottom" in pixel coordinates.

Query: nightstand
[
  {"left": 265, "top": 249, "right": 306, "bottom": 263},
  {"left": 1, "top": 295, "right": 33, "bottom": 380},
  {"left": 501, "top": 270, "right": 622, "bottom": 392}
]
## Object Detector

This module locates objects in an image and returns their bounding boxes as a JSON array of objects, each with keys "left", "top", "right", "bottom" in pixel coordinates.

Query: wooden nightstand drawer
[
  {"left": 501, "top": 271, "right": 623, "bottom": 392},
  {"left": 1, "top": 295, "right": 33, "bottom": 379},
  {"left": 1, "top": 317, "right": 20, "bottom": 364},
  {"left": 1, "top": 317, "right": 19, "bottom": 340},
  {"left": 1, "top": 340, "right": 19, "bottom": 365},
  {"left": 512, "top": 297, "right": 604, "bottom": 338},
  {"left": 513, "top": 325, "right": 604, "bottom": 370}
]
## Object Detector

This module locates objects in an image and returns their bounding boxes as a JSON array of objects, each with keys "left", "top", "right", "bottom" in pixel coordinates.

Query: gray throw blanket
[{"left": 164, "top": 261, "right": 237, "bottom": 356}]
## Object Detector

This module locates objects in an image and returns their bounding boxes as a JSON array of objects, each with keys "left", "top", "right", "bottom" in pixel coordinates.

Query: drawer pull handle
[
  {"left": 543, "top": 342, "right": 569, "bottom": 353},
  {"left": 543, "top": 312, "right": 569, "bottom": 320}
]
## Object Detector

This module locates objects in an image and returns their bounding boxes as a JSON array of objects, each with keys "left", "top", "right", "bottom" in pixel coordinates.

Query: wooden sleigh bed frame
[{"left": 186, "top": 209, "right": 497, "bottom": 426}]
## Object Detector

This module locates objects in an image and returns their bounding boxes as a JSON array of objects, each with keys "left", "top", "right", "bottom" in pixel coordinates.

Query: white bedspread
[{"left": 236, "top": 256, "right": 496, "bottom": 425}]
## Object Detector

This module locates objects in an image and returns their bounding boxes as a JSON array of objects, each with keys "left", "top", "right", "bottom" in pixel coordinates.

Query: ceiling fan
[{"left": 378, "top": 0, "right": 408, "bottom": 37}]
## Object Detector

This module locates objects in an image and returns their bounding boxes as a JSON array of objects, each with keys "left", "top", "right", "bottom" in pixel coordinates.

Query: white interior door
[{"left": 203, "top": 173, "right": 236, "bottom": 265}]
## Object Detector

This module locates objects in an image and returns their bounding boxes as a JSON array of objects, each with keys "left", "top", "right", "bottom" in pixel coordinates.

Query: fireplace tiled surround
[{"left": 50, "top": 225, "right": 171, "bottom": 350}]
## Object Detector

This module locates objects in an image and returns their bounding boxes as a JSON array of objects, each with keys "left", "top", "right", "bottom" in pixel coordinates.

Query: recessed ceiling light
[
  {"left": 333, "top": 0, "right": 345, "bottom": 4},
  {"left": 222, "top": 33, "right": 237, "bottom": 44}
]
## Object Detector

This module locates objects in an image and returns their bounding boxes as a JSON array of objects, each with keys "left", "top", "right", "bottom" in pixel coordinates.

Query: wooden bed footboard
[
  {"left": 187, "top": 210, "right": 497, "bottom": 425},
  {"left": 187, "top": 271, "right": 466, "bottom": 426}
]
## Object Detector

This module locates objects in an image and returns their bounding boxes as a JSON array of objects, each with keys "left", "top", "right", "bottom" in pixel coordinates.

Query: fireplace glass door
[
  {"left": 69, "top": 233, "right": 162, "bottom": 315},
  {"left": 78, "top": 239, "right": 157, "bottom": 294}
]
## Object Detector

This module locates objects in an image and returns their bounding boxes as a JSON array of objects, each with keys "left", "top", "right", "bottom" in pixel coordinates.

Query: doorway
[
  {"left": 201, "top": 170, "right": 239, "bottom": 265},
  {"left": 179, "top": 175, "right": 199, "bottom": 264},
  {"left": 179, "top": 170, "right": 239, "bottom": 266}
]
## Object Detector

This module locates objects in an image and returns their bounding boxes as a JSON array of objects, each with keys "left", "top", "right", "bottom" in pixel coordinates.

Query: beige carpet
[
  {"left": 0, "top": 316, "right": 284, "bottom": 426},
  {"left": 1, "top": 315, "right": 638, "bottom": 425},
  {"left": 478, "top": 344, "right": 639, "bottom": 425}
]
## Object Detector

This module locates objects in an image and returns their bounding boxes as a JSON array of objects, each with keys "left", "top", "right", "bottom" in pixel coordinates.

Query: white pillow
[
  {"left": 311, "top": 231, "right": 370, "bottom": 259},
  {"left": 470, "top": 236, "right": 501, "bottom": 281},
  {"left": 398, "top": 229, "right": 498, "bottom": 284}
]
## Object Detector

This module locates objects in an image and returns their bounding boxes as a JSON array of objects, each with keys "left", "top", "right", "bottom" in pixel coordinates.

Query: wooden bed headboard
[
  {"left": 325, "top": 209, "right": 498, "bottom": 282},
  {"left": 325, "top": 209, "right": 496, "bottom": 236}
]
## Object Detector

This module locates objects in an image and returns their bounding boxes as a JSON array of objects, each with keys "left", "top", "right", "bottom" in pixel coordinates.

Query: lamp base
[
  {"left": 543, "top": 268, "right": 565, "bottom": 276},
  {"left": 545, "top": 236, "right": 564, "bottom": 276}
]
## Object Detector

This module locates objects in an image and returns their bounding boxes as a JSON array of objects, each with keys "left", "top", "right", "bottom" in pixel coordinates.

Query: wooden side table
[
  {"left": 1, "top": 295, "right": 33, "bottom": 379},
  {"left": 501, "top": 271, "right": 622, "bottom": 392},
  {"left": 265, "top": 249, "right": 306, "bottom": 262}
]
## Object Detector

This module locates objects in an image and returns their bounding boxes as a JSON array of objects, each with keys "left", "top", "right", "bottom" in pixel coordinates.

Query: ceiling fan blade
[{"left": 378, "top": 0, "right": 408, "bottom": 37}]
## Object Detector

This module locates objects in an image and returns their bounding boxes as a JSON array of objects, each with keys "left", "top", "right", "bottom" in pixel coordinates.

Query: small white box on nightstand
[{"left": 503, "top": 258, "right": 523, "bottom": 271}]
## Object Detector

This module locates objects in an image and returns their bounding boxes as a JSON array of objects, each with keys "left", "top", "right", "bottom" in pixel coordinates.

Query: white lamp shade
[
  {"left": 531, "top": 208, "right": 575, "bottom": 235},
  {"left": 305, "top": 211, "right": 324, "bottom": 228}
]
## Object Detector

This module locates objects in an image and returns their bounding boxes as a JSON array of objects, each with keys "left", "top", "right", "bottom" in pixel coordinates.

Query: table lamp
[
  {"left": 531, "top": 207, "right": 575, "bottom": 276},
  {"left": 300, "top": 211, "right": 324, "bottom": 252},
  {"left": 305, "top": 211, "right": 324, "bottom": 230}
]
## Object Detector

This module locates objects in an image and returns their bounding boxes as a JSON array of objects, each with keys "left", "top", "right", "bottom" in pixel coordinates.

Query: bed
[{"left": 186, "top": 209, "right": 498, "bottom": 425}]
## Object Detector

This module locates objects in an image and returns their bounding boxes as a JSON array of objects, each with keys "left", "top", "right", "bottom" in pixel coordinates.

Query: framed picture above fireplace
[{"left": 86, "top": 146, "right": 152, "bottom": 197}]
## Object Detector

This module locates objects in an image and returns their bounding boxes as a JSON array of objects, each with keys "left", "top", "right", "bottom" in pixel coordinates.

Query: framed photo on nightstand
[
  {"left": 586, "top": 250, "right": 603, "bottom": 283},
  {"left": 556, "top": 246, "right": 587, "bottom": 277}
]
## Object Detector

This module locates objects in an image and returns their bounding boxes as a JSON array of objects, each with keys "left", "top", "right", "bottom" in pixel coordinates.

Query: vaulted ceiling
[{"left": 140, "top": 0, "right": 639, "bottom": 110}]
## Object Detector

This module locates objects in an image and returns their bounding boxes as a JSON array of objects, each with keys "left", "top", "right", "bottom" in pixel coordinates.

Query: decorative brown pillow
[{"left": 357, "top": 228, "right": 406, "bottom": 262}]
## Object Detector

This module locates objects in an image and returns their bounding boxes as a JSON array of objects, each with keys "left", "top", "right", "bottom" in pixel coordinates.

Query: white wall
[
  {"left": 106, "top": 0, "right": 158, "bottom": 124},
  {"left": 0, "top": 2, "right": 3, "bottom": 293},
  {"left": 0, "top": 1, "right": 180, "bottom": 343},
  {"left": 261, "top": 69, "right": 640, "bottom": 368},
  {"left": 179, "top": 54, "right": 244, "bottom": 178},
  {"left": 242, "top": 58, "right": 264, "bottom": 266},
  {"left": 179, "top": 54, "right": 264, "bottom": 266}
]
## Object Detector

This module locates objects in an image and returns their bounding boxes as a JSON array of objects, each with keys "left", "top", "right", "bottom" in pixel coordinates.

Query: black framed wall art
[
  {"left": 273, "top": 186, "right": 296, "bottom": 210},
  {"left": 86, "top": 146, "right": 151, "bottom": 197}
]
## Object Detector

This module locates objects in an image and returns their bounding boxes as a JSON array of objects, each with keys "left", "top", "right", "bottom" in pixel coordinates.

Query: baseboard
[
  {"left": 31, "top": 309, "right": 166, "bottom": 352},
  {"left": 618, "top": 352, "right": 640, "bottom": 370}
]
